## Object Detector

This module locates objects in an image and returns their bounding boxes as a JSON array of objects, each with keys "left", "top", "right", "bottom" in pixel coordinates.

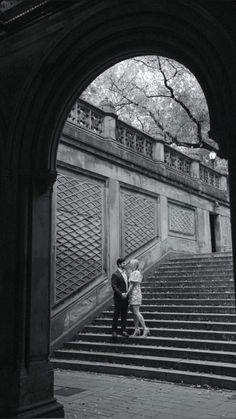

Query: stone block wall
[{"left": 50, "top": 99, "right": 231, "bottom": 349}]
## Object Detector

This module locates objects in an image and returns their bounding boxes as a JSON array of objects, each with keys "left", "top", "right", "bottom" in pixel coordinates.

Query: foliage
[{"left": 81, "top": 56, "right": 227, "bottom": 172}]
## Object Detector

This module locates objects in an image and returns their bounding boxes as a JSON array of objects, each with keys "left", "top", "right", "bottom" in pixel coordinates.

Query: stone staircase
[{"left": 51, "top": 253, "right": 236, "bottom": 389}]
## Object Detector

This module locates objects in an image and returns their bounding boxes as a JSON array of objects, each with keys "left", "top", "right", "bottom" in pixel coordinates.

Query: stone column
[
  {"left": 227, "top": 131, "right": 236, "bottom": 297},
  {"left": 152, "top": 136, "right": 165, "bottom": 161},
  {"left": 190, "top": 159, "right": 200, "bottom": 179},
  {"left": 0, "top": 168, "right": 64, "bottom": 418},
  {"left": 0, "top": 169, "right": 20, "bottom": 417},
  {"left": 159, "top": 195, "right": 168, "bottom": 241},
  {"left": 100, "top": 98, "right": 117, "bottom": 140},
  {"left": 220, "top": 174, "right": 228, "bottom": 191},
  {"left": 214, "top": 213, "right": 222, "bottom": 252},
  {"left": 51, "top": 180, "right": 57, "bottom": 307},
  {"left": 197, "top": 208, "right": 211, "bottom": 253},
  {"left": 108, "top": 179, "right": 121, "bottom": 276}
]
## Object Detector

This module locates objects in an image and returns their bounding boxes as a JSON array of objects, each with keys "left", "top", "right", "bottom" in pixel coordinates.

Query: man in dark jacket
[{"left": 111, "top": 257, "right": 129, "bottom": 338}]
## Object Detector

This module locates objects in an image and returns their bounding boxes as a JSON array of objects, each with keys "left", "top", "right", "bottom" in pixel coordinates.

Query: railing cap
[{"left": 99, "top": 98, "right": 117, "bottom": 115}]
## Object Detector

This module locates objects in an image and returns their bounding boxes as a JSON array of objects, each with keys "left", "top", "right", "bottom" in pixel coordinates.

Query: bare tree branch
[
  {"left": 157, "top": 57, "right": 203, "bottom": 143},
  {"left": 82, "top": 56, "right": 213, "bottom": 152}
]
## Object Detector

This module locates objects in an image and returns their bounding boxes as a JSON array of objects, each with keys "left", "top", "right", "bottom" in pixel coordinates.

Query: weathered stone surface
[{"left": 0, "top": 0, "right": 236, "bottom": 416}]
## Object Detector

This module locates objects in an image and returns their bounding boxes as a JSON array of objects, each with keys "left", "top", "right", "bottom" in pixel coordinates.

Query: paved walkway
[{"left": 54, "top": 369, "right": 236, "bottom": 419}]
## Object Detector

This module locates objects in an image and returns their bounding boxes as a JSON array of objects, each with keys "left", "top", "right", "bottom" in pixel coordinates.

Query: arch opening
[
  {"left": 3, "top": 2, "right": 236, "bottom": 416},
  {"left": 51, "top": 52, "right": 231, "bottom": 345}
]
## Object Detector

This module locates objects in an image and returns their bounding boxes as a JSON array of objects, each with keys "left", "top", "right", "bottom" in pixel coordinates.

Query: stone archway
[{"left": 1, "top": 1, "right": 236, "bottom": 417}]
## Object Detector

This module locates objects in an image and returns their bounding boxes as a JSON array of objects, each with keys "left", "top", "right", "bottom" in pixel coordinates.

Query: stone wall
[{"left": 50, "top": 99, "right": 231, "bottom": 349}]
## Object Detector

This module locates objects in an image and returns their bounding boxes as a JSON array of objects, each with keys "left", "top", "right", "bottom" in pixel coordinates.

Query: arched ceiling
[{"left": 0, "top": 0, "right": 235, "bottom": 175}]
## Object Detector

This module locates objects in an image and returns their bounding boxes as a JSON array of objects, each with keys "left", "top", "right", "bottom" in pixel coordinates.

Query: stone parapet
[
  {"left": 66, "top": 99, "right": 227, "bottom": 194},
  {"left": 62, "top": 123, "right": 229, "bottom": 205}
]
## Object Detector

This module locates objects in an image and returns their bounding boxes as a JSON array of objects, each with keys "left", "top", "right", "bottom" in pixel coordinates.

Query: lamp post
[{"left": 209, "top": 151, "right": 217, "bottom": 169}]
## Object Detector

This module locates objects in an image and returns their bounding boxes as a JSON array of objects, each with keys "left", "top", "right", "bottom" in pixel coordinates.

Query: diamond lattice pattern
[
  {"left": 169, "top": 203, "right": 195, "bottom": 236},
  {"left": 122, "top": 191, "right": 157, "bottom": 255},
  {"left": 56, "top": 174, "right": 103, "bottom": 302}
]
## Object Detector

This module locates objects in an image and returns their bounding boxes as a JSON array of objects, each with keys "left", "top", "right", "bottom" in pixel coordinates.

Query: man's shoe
[
  {"left": 121, "top": 331, "right": 129, "bottom": 337},
  {"left": 112, "top": 332, "right": 117, "bottom": 338}
]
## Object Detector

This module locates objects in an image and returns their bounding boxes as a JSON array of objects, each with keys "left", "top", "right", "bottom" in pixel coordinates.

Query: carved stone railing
[
  {"left": 199, "top": 164, "right": 221, "bottom": 189},
  {"left": 116, "top": 120, "right": 154, "bottom": 158},
  {"left": 164, "top": 145, "right": 191, "bottom": 176},
  {"left": 66, "top": 99, "right": 228, "bottom": 191},
  {"left": 68, "top": 99, "right": 104, "bottom": 135}
]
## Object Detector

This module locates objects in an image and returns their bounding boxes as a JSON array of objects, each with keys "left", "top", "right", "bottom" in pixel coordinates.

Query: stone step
[
  {"left": 160, "top": 265, "right": 233, "bottom": 271},
  {"left": 156, "top": 266, "right": 233, "bottom": 272},
  {"left": 52, "top": 350, "right": 236, "bottom": 378},
  {"left": 102, "top": 311, "right": 236, "bottom": 322},
  {"left": 63, "top": 341, "right": 236, "bottom": 363},
  {"left": 51, "top": 358, "right": 236, "bottom": 390},
  {"left": 52, "top": 252, "right": 236, "bottom": 390},
  {"left": 169, "top": 254, "right": 233, "bottom": 261},
  {"left": 163, "top": 261, "right": 233, "bottom": 267},
  {"left": 147, "top": 273, "right": 233, "bottom": 280},
  {"left": 142, "top": 292, "right": 234, "bottom": 299},
  {"left": 142, "top": 285, "right": 235, "bottom": 292},
  {"left": 75, "top": 333, "right": 236, "bottom": 352},
  {"left": 146, "top": 278, "right": 234, "bottom": 286},
  {"left": 83, "top": 325, "right": 236, "bottom": 341},
  {"left": 169, "top": 254, "right": 233, "bottom": 265},
  {"left": 141, "top": 298, "right": 235, "bottom": 306},
  {"left": 159, "top": 259, "right": 233, "bottom": 265},
  {"left": 144, "top": 282, "right": 234, "bottom": 289},
  {"left": 107, "top": 304, "right": 236, "bottom": 313},
  {"left": 169, "top": 258, "right": 233, "bottom": 263},
  {"left": 93, "top": 318, "right": 236, "bottom": 331}
]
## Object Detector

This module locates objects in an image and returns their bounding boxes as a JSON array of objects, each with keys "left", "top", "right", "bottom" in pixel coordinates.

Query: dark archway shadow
[
  {"left": 14, "top": 1, "right": 236, "bottom": 175},
  {"left": 2, "top": 1, "right": 236, "bottom": 417}
]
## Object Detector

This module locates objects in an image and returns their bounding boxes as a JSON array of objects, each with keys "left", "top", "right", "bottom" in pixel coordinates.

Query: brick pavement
[{"left": 54, "top": 369, "right": 236, "bottom": 419}]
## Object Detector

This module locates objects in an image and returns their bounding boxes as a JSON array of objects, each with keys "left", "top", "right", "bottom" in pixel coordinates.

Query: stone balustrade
[
  {"left": 199, "top": 163, "right": 221, "bottom": 189},
  {"left": 164, "top": 145, "right": 191, "bottom": 176},
  {"left": 115, "top": 120, "right": 155, "bottom": 158},
  {"left": 67, "top": 98, "right": 228, "bottom": 191},
  {"left": 68, "top": 99, "right": 104, "bottom": 134}
]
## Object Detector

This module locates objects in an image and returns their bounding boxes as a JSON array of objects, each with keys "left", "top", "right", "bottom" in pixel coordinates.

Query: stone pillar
[
  {"left": 197, "top": 208, "right": 211, "bottom": 253},
  {"left": 51, "top": 180, "right": 57, "bottom": 307},
  {"left": 159, "top": 195, "right": 168, "bottom": 241},
  {"left": 108, "top": 179, "right": 121, "bottom": 276},
  {"left": 190, "top": 159, "right": 200, "bottom": 179},
  {"left": 152, "top": 137, "right": 165, "bottom": 161},
  {"left": 0, "top": 168, "right": 64, "bottom": 418},
  {"left": 220, "top": 174, "right": 228, "bottom": 191},
  {"left": 0, "top": 169, "right": 20, "bottom": 417},
  {"left": 214, "top": 214, "right": 222, "bottom": 252},
  {"left": 99, "top": 98, "right": 117, "bottom": 140},
  {"left": 227, "top": 131, "right": 236, "bottom": 297}
]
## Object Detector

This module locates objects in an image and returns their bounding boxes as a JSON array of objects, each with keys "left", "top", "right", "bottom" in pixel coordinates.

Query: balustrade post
[
  {"left": 152, "top": 136, "right": 165, "bottom": 161},
  {"left": 190, "top": 159, "right": 200, "bottom": 179},
  {"left": 100, "top": 98, "right": 117, "bottom": 140},
  {"left": 220, "top": 174, "right": 228, "bottom": 191}
]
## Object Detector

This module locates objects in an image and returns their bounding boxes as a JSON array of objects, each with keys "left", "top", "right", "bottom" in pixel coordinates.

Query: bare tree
[{"left": 81, "top": 56, "right": 225, "bottom": 166}]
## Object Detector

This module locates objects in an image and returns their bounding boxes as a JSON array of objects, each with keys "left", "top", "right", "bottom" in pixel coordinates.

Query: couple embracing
[{"left": 111, "top": 257, "right": 150, "bottom": 338}]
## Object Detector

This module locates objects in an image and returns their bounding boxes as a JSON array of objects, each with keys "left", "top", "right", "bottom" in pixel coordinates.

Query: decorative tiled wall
[
  {"left": 121, "top": 189, "right": 158, "bottom": 255},
  {"left": 55, "top": 173, "right": 104, "bottom": 303},
  {"left": 168, "top": 202, "right": 195, "bottom": 236}
]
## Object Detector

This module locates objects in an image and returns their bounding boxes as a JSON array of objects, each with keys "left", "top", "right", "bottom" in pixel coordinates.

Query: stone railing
[
  {"left": 68, "top": 99, "right": 104, "bottom": 135},
  {"left": 164, "top": 145, "right": 191, "bottom": 176},
  {"left": 66, "top": 98, "right": 227, "bottom": 191},
  {"left": 199, "top": 164, "right": 221, "bottom": 189},
  {"left": 116, "top": 120, "right": 155, "bottom": 158}
]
